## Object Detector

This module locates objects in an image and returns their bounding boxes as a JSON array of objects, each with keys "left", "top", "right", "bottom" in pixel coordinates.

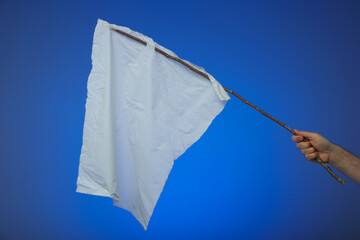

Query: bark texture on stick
[{"left": 109, "top": 26, "right": 345, "bottom": 185}]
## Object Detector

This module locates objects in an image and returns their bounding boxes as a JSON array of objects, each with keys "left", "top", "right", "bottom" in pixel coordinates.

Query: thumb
[{"left": 294, "top": 129, "right": 317, "bottom": 140}]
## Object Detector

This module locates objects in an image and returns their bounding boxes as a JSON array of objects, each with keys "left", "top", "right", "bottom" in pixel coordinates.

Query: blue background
[{"left": 1, "top": 0, "right": 360, "bottom": 239}]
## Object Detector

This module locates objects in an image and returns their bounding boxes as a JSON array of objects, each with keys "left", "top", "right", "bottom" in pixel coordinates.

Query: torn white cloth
[{"left": 76, "top": 19, "right": 230, "bottom": 230}]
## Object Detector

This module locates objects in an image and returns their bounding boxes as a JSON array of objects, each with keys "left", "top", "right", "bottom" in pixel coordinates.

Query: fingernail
[{"left": 297, "top": 137, "right": 302, "bottom": 141}]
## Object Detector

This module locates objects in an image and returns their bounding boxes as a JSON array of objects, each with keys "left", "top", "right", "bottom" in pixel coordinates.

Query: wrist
[{"left": 328, "top": 143, "right": 341, "bottom": 167}]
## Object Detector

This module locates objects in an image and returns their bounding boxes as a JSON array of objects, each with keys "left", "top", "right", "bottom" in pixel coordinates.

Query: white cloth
[{"left": 76, "top": 19, "right": 230, "bottom": 230}]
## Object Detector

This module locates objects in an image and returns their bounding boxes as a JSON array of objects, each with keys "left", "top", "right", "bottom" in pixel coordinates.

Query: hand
[{"left": 292, "top": 129, "right": 334, "bottom": 163}]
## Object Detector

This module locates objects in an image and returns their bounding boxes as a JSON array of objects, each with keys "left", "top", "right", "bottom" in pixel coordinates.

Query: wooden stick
[{"left": 109, "top": 26, "right": 345, "bottom": 185}]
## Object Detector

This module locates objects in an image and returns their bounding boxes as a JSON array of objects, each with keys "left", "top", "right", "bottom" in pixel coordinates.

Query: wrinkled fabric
[{"left": 76, "top": 19, "right": 230, "bottom": 230}]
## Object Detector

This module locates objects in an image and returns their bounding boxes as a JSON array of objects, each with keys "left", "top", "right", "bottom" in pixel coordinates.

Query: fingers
[
  {"left": 301, "top": 147, "right": 316, "bottom": 155},
  {"left": 294, "top": 129, "right": 318, "bottom": 140},
  {"left": 305, "top": 152, "right": 319, "bottom": 161},
  {"left": 296, "top": 141, "right": 311, "bottom": 149},
  {"left": 293, "top": 129, "right": 323, "bottom": 162},
  {"left": 296, "top": 141, "right": 319, "bottom": 161},
  {"left": 291, "top": 134, "right": 303, "bottom": 142}
]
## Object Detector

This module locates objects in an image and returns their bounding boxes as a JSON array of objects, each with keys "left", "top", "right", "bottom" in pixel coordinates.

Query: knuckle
[{"left": 297, "top": 143, "right": 305, "bottom": 149}]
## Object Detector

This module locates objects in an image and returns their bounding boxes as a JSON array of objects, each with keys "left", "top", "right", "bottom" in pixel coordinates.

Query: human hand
[{"left": 292, "top": 129, "right": 334, "bottom": 163}]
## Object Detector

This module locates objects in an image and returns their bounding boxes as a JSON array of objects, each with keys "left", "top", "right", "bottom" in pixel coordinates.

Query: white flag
[{"left": 76, "top": 19, "right": 230, "bottom": 230}]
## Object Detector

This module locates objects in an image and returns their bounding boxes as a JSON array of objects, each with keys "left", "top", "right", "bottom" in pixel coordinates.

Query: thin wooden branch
[
  {"left": 109, "top": 26, "right": 345, "bottom": 185},
  {"left": 224, "top": 88, "right": 345, "bottom": 184}
]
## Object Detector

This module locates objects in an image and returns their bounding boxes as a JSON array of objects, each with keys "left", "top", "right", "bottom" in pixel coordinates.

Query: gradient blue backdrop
[{"left": 1, "top": 0, "right": 360, "bottom": 239}]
